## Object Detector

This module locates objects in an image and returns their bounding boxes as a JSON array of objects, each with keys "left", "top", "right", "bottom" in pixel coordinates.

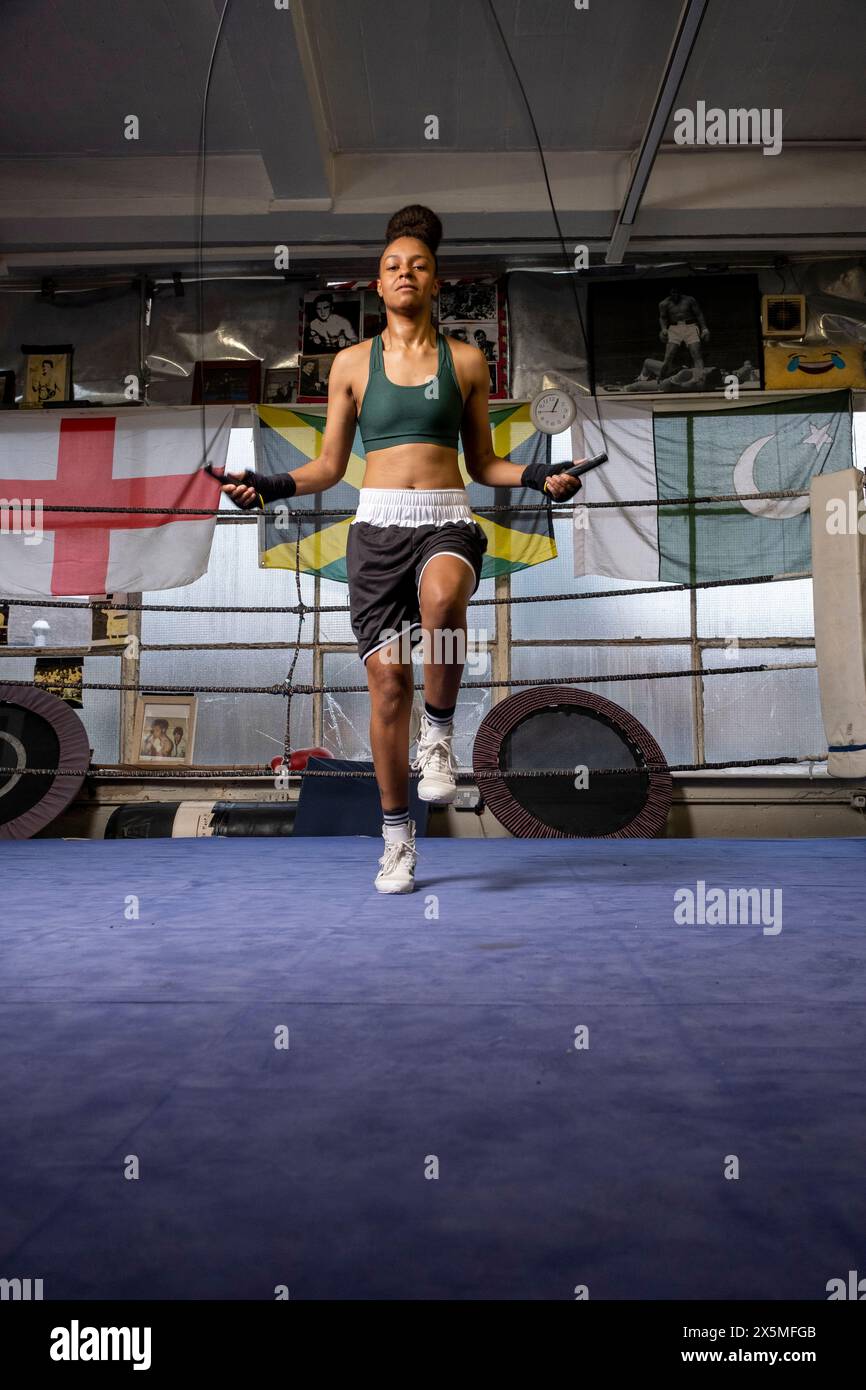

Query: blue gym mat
[{"left": 0, "top": 834, "right": 864, "bottom": 1300}]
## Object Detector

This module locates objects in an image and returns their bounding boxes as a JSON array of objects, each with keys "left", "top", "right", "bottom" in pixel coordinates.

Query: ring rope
[
  {"left": 1, "top": 659, "right": 817, "bottom": 699},
  {"left": 94, "top": 638, "right": 815, "bottom": 654},
  {"left": 2, "top": 754, "right": 831, "bottom": 781},
  {"left": 0, "top": 571, "right": 810, "bottom": 616},
  {"left": 0, "top": 486, "right": 813, "bottom": 517}
]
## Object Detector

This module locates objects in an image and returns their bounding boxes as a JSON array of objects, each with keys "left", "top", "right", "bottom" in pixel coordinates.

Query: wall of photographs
[
  {"left": 587, "top": 272, "right": 866, "bottom": 398},
  {"left": 509, "top": 262, "right": 866, "bottom": 403},
  {"left": 295, "top": 277, "right": 508, "bottom": 404},
  {"left": 0, "top": 260, "right": 864, "bottom": 410}
]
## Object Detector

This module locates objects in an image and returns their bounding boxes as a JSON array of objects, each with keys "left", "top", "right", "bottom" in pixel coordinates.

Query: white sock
[
  {"left": 383, "top": 820, "right": 413, "bottom": 845},
  {"left": 423, "top": 712, "right": 453, "bottom": 735}
]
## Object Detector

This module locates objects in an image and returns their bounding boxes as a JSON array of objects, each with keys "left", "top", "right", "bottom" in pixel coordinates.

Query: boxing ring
[
  {"left": 1, "top": 832, "right": 865, "bottom": 1299},
  {"left": 2, "top": 483, "right": 866, "bottom": 1300}
]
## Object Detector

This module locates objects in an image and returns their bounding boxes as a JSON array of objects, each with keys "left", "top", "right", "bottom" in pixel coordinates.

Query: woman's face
[{"left": 378, "top": 237, "right": 437, "bottom": 314}]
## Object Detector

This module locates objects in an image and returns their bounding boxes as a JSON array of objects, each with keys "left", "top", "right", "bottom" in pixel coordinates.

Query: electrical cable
[{"left": 482, "top": 0, "right": 609, "bottom": 457}]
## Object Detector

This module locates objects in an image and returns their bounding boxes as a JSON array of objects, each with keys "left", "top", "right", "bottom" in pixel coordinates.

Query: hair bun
[{"left": 384, "top": 204, "right": 442, "bottom": 255}]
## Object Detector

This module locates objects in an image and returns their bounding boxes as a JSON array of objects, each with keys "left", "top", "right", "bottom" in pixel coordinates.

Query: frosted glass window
[
  {"left": 322, "top": 649, "right": 370, "bottom": 761},
  {"left": 854, "top": 403, "right": 866, "bottom": 470},
  {"left": 702, "top": 648, "right": 823, "bottom": 764},
  {"left": 3, "top": 598, "right": 91, "bottom": 647},
  {"left": 138, "top": 647, "right": 313, "bottom": 763},
  {"left": 141, "top": 520, "right": 314, "bottom": 647},
  {"left": 224, "top": 425, "right": 254, "bottom": 478},
  {"left": 466, "top": 576, "right": 497, "bottom": 646},
  {"left": 0, "top": 654, "right": 119, "bottom": 761},
  {"left": 0, "top": 656, "right": 39, "bottom": 681},
  {"left": 322, "top": 648, "right": 491, "bottom": 767},
  {"left": 698, "top": 577, "right": 814, "bottom": 639},
  {"left": 511, "top": 517, "right": 689, "bottom": 639},
  {"left": 318, "top": 576, "right": 354, "bottom": 644},
  {"left": 80, "top": 656, "right": 121, "bottom": 761}
]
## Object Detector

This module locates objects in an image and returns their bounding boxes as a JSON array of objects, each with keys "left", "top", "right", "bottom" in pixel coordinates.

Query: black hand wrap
[
  {"left": 208, "top": 465, "right": 297, "bottom": 511},
  {"left": 520, "top": 459, "right": 576, "bottom": 497}
]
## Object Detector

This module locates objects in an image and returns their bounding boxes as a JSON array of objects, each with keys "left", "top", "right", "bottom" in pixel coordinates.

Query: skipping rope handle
[
  {"left": 521, "top": 452, "right": 608, "bottom": 498},
  {"left": 204, "top": 463, "right": 298, "bottom": 511},
  {"left": 564, "top": 451, "right": 608, "bottom": 479}
]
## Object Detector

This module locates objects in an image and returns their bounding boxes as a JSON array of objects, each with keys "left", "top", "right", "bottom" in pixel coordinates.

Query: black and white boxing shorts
[{"left": 346, "top": 488, "right": 488, "bottom": 665}]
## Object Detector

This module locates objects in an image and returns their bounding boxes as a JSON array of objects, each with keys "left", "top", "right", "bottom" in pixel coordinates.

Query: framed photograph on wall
[
  {"left": 191, "top": 359, "right": 262, "bottom": 405},
  {"left": 263, "top": 368, "right": 297, "bottom": 404},
  {"left": 21, "top": 343, "right": 73, "bottom": 406},
  {"left": 298, "top": 354, "right": 335, "bottom": 400},
  {"left": 588, "top": 275, "right": 762, "bottom": 395},
  {"left": 297, "top": 289, "right": 367, "bottom": 402},
  {"left": 90, "top": 596, "right": 129, "bottom": 648},
  {"left": 301, "top": 291, "right": 361, "bottom": 354},
  {"left": 132, "top": 694, "right": 197, "bottom": 766},
  {"left": 436, "top": 277, "right": 508, "bottom": 398},
  {"left": 437, "top": 280, "right": 498, "bottom": 322},
  {"left": 33, "top": 657, "right": 84, "bottom": 708}
]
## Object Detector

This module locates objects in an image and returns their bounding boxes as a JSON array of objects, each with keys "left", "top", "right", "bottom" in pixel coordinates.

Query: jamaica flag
[{"left": 253, "top": 402, "right": 557, "bottom": 582}]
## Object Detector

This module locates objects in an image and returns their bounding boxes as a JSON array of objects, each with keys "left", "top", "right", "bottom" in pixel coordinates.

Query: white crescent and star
[
  {"left": 732, "top": 425, "right": 832, "bottom": 520},
  {"left": 803, "top": 424, "right": 832, "bottom": 451}
]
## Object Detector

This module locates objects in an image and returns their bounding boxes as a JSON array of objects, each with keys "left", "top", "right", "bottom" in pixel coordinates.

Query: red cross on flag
[{"left": 0, "top": 406, "right": 233, "bottom": 596}]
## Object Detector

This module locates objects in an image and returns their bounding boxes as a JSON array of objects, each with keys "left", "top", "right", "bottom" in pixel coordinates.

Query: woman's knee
[
  {"left": 419, "top": 567, "right": 474, "bottom": 629},
  {"left": 367, "top": 656, "right": 413, "bottom": 711},
  {"left": 419, "top": 586, "right": 468, "bottom": 630}
]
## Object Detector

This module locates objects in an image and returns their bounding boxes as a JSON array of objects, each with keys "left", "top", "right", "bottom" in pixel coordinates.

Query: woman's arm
[
  {"left": 460, "top": 350, "right": 583, "bottom": 500},
  {"left": 291, "top": 349, "right": 358, "bottom": 494},
  {"left": 214, "top": 349, "right": 358, "bottom": 508}
]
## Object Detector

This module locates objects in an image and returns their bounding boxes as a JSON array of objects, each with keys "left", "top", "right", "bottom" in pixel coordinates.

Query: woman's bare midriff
[
  {"left": 360, "top": 443, "right": 465, "bottom": 491},
  {"left": 349, "top": 337, "right": 468, "bottom": 490}
]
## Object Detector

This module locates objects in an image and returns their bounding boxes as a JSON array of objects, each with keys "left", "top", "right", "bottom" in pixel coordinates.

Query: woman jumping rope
[{"left": 212, "top": 205, "right": 585, "bottom": 893}]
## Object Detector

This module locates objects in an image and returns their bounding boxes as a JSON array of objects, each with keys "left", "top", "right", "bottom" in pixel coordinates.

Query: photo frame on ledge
[
  {"left": 21, "top": 344, "right": 73, "bottom": 406},
  {"left": 191, "top": 359, "right": 262, "bottom": 405},
  {"left": 132, "top": 694, "right": 197, "bottom": 767},
  {"left": 90, "top": 595, "right": 130, "bottom": 649}
]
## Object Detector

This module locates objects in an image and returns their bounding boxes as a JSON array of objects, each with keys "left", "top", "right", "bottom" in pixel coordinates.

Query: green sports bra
[{"left": 358, "top": 331, "right": 465, "bottom": 453}]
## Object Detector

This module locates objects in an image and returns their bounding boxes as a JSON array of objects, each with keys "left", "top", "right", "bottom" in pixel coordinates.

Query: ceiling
[{"left": 0, "top": 0, "right": 864, "bottom": 277}]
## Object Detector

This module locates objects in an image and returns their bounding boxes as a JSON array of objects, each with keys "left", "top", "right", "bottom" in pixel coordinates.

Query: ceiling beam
[
  {"left": 219, "top": 0, "right": 332, "bottom": 202},
  {"left": 606, "top": 0, "right": 709, "bottom": 264}
]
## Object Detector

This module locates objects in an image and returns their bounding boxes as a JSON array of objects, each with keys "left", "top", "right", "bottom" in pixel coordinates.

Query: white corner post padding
[{"left": 810, "top": 467, "right": 866, "bottom": 777}]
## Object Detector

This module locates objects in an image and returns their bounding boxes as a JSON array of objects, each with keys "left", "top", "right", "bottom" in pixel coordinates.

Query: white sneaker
[
  {"left": 411, "top": 715, "right": 457, "bottom": 804},
  {"left": 375, "top": 821, "right": 417, "bottom": 894}
]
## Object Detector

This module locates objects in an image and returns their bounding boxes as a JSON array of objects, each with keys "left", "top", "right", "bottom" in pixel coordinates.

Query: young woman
[{"left": 215, "top": 205, "right": 583, "bottom": 893}]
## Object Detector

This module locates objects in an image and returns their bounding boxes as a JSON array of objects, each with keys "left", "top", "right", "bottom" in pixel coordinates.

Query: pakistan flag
[{"left": 653, "top": 389, "right": 853, "bottom": 583}]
